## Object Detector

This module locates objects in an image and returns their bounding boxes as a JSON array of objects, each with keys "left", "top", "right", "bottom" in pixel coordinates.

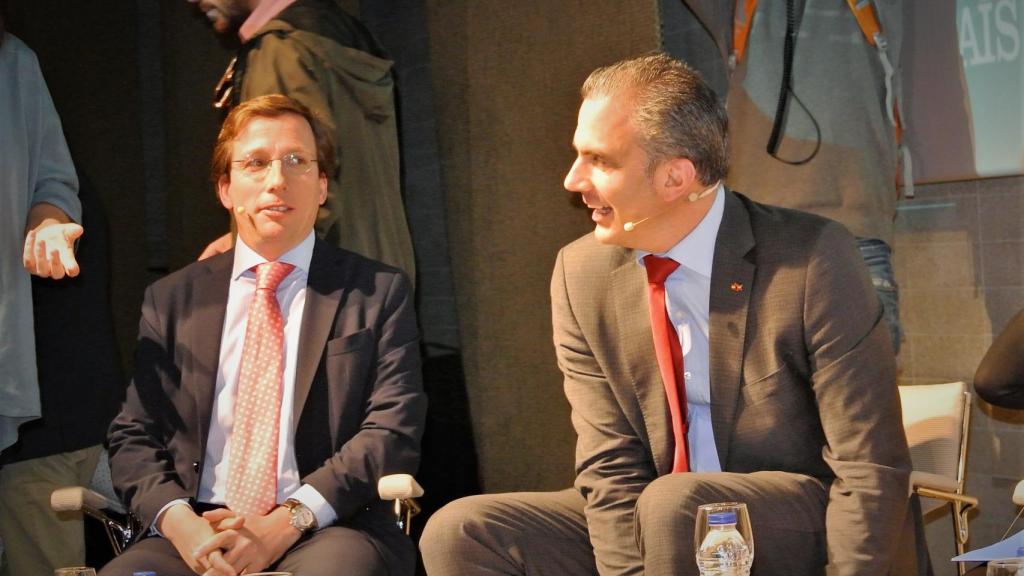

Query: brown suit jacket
[
  {"left": 551, "top": 190, "right": 912, "bottom": 575},
  {"left": 107, "top": 240, "right": 426, "bottom": 549}
]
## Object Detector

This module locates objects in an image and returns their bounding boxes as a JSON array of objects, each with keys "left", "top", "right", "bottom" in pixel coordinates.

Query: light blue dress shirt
[{"left": 637, "top": 185, "right": 725, "bottom": 472}]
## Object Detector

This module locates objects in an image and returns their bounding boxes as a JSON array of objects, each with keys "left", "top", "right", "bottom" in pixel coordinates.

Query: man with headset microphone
[{"left": 420, "top": 53, "right": 924, "bottom": 575}]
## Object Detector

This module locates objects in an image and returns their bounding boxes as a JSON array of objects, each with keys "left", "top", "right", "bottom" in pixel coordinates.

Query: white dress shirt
[
  {"left": 156, "top": 232, "right": 336, "bottom": 531},
  {"left": 637, "top": 184, "right": 725, "bottom": 472}
]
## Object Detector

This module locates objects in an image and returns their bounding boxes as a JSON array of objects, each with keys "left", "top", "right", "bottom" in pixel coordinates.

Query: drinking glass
[
  {"left": 54, "top": 568, "right": 96, "bottom": 576},
  {"left": 694, "top": 502, "right": 754, "bottom": 575},
  {"left": 988, "top": 559, "right": 1024, "bottom": 576}
]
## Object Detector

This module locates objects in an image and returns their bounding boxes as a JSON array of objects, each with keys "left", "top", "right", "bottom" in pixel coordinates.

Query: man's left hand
[{"left": 194, "top": 507, "right": 301, "bottom": 575}]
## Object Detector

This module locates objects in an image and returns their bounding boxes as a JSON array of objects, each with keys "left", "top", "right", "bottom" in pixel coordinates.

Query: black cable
[{"left": 766, "top": 0, "right": 820, "bottom": 166}]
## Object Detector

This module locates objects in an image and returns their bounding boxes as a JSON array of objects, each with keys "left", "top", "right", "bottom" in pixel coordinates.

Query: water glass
[
  {"left": 988, "top": 559, "right": 1024, "bottom": 576},
  {"left": 694, "top": 502, "right": 754, "bottom": 575}
]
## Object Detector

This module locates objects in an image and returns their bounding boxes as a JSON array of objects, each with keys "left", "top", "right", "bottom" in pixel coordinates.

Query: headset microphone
[
  {"left": 623, "top": 182, "right": 719, "bottom": 232},
  {"left": 235, "top": 206, "right": 246, "bottom": 214},
  {"left": 623, "top": 217, "right": 649, "bottom": 232}
]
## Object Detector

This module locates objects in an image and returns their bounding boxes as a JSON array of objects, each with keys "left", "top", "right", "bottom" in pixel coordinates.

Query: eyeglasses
[{"left": 231, "top": 153, "right": 318, "bottom": 180}]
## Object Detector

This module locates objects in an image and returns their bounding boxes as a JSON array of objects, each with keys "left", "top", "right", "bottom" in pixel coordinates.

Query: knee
[
  {"left": 636, "top": 474, "right": 718, "bottom": 531},
  {"left": 420, "top": 495, "right": 497, "bottom": 558}
]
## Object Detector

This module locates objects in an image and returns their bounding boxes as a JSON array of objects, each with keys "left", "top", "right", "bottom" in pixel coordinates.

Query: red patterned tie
[
  {"left": 643, "top": 255, "right": 689, "bottom": 473},
  {"left": 226, "top": 261, "right": 295, "bottom": 515}
]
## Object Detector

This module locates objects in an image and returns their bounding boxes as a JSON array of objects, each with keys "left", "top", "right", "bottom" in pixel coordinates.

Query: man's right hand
[
  {"left": 158, "top": 503, "right": 236, "bottom": 576},
  {"left": 198, "top": 233, "right": 234, "bottom": 261}
]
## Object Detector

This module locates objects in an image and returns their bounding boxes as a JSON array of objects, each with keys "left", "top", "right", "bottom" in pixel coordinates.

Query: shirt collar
[
  {"left": 636, "top": 183, "right": 725, "bottom": 278},
  {"left": 231, "top": 231, "right": 315, "bottom": 281},
  {"left": 239, "top": 0, "right": 297, "bottom": 42}
]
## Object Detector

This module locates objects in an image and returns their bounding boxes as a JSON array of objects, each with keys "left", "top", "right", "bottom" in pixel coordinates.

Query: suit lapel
[
  {"left": 293, "top": 240, "right": 346, "bottom": 424},
  {"left": 709, "top": 191, "right": 756, "bottom": 468},
  {"left": 191, "top": 254, "right": 232, "bottom": 455},
  {"left": 612, "top": 254, "right": 673, "bottom": 476}
]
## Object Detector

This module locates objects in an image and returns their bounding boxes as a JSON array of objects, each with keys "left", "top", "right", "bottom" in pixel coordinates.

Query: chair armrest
[
  {"left": 914, "top": 486, "right": 979, "bottom": 509},
  {"left": 377, "top": 474, "right": 424, "bottom": 501},
  {"left": 910, "top": 470, "right": 959, "bottom": 494},
  {"left": 51, "top": 486, "right": 126, "bottom": 517}
]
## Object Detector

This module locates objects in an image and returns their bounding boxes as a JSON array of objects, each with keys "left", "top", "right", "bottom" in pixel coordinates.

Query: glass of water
[{"left": 694, "top": 502, "right": 754, "bottom": 576}]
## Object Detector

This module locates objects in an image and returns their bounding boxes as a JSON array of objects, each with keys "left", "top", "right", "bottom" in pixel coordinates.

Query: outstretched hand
[{"left": 23, "top": 220, "right": 83, "bottom": 279}]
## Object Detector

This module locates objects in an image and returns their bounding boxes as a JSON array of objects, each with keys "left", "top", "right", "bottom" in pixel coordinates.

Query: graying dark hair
[{"left": 581, "top": 53, "right": 728, "bottom": 185}]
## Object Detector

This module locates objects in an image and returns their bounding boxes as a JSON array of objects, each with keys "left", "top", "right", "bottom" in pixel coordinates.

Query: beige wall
[
  {"left": 895, "top": 175, "right": 1024, "bottom": 574},
  {"left": 426, "top": 1, "right": 661, "bottom": 491}
]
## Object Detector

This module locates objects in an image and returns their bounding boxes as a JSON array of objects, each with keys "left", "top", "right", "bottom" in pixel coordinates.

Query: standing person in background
[
  {"left": 0, "top": 15, "right": 105, "bottom": 575},
  {"left": 680, "top": 0, "right": 907, "bottom": 353},
  {"left": 190, "top": 0, "right": 417, "bottom": 283}
]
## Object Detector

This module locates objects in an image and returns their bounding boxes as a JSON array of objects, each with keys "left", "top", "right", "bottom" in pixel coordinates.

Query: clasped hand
[{"left": 163, "top": 505, "right": 300, "bottom": 576}]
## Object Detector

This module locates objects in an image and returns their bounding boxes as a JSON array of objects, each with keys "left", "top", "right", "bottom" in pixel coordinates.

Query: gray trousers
[
  {"left": 421, "top": 471, "right": 928, "bottom": 576},
  {"left": 422, "top": 472, "right": 829, "bottom": 575}
]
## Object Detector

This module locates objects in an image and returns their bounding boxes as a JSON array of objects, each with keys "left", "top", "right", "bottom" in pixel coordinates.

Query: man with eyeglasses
[
  {"left": 102, "top": 94, "right": 426, "bottom": 576},
  {"left": 188, "top": 0, "right": 416, "bottom": 286}
]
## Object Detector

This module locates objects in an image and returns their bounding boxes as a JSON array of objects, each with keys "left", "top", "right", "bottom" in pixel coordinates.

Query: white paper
[{"left": 953, "top": 529, "right": 1024, "bottom": 562}]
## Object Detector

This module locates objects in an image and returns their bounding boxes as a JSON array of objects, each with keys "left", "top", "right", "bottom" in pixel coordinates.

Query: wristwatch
[{"left": 283, "top": 498, "right": 318, "bottom": 533}]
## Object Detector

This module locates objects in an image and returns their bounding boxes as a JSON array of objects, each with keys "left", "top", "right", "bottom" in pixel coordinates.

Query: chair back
[{"left": 898, "top": 381, "right": 971, "bottom": 512}]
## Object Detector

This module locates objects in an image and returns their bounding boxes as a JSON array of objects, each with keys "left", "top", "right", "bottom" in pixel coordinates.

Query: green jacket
[{"left": 238, "top": 1, "right": 416, "bottom": 281}]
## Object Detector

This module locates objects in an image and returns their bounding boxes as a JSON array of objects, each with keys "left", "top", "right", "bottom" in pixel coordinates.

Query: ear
[
  {"left": 317, "top": 172, "right": 328, "bottom": 206},
  {"left": 658, "top": 157, "right": 697, "bottom": 202},
  {"left": 217, "top": 175, "right": 233, "bottom": 210}
]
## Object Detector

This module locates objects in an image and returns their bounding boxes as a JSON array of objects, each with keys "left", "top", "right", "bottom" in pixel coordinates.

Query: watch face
[{"left": 292, "top": 504, "right": 315, "bottom": 530}]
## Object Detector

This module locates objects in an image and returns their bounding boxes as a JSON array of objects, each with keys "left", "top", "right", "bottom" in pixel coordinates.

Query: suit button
[{"left": 193, "top": 461, "right": 200, "bottom": 473}]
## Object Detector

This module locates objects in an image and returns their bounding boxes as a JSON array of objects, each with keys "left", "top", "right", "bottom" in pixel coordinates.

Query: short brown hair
[
  {"left": 210, "top": 94, "right": 336, "bottom": 183},
  {"left": 581, "top": 53, "right": 728, "bottom": 185}
]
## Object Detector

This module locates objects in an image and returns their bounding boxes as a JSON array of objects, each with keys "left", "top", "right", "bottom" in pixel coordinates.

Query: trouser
[
  {"left": 99, "top": 519, "right": 414, "bottom": 576},
  {"left": 857, "top": 237, "right": 902, "bottom": 355},
  {"left": 421, "top": 472, "right": 929, "bottom": 576},
  {"left": 421, "top": 472, "right": 837, "bottom": 575},
  {"left": 0, "top": 444, "right": 103, "bottom": 576}
]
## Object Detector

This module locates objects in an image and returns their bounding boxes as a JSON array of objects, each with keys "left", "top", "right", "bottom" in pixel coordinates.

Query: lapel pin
[{"left": 730, "top": 282, "right": 743, "bottom": 293}]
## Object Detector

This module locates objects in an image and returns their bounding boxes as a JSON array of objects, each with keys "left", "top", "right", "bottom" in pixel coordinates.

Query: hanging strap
[{"left": 732, "top": 0, "right": 758, "bottom": 69}]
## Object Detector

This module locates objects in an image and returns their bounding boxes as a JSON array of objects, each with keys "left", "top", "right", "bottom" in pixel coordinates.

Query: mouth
[
  {"left": 586, "top": 203, "right": 613, "bottom": 222},
  {"left": 258, "top": 204, "right": 292, "bottom": 216}
]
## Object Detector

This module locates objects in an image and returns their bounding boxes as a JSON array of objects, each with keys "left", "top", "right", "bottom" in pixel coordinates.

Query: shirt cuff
[
  {"left": 288, "top": 484, "right": 336, "bottom": 530},
  {"left": 150, "top": 499, "right": 192, "bottom": 536}
]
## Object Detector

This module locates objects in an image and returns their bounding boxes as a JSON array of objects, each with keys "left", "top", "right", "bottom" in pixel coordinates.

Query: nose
[
  {"left": 564, "top": 156, "right": 588, "bottom": 194},
  {"left": 263, "top": 159, "right": 287, "bottom": 191}
]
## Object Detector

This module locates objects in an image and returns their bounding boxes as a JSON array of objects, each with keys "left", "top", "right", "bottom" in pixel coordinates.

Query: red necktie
[
  {"left": 226, "top": 261, "right": 295, "bottom": 515},
  {"left": 643, "top": 254, "right": 689, "bottom": 473}
]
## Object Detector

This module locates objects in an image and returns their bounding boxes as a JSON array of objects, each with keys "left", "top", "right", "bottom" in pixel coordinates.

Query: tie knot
[
  {"left": 254, "top": 261, "right": 295, "bottom": 291},
  {"left": 643, "top": 254, "right": 679, "bottom": 285}
]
